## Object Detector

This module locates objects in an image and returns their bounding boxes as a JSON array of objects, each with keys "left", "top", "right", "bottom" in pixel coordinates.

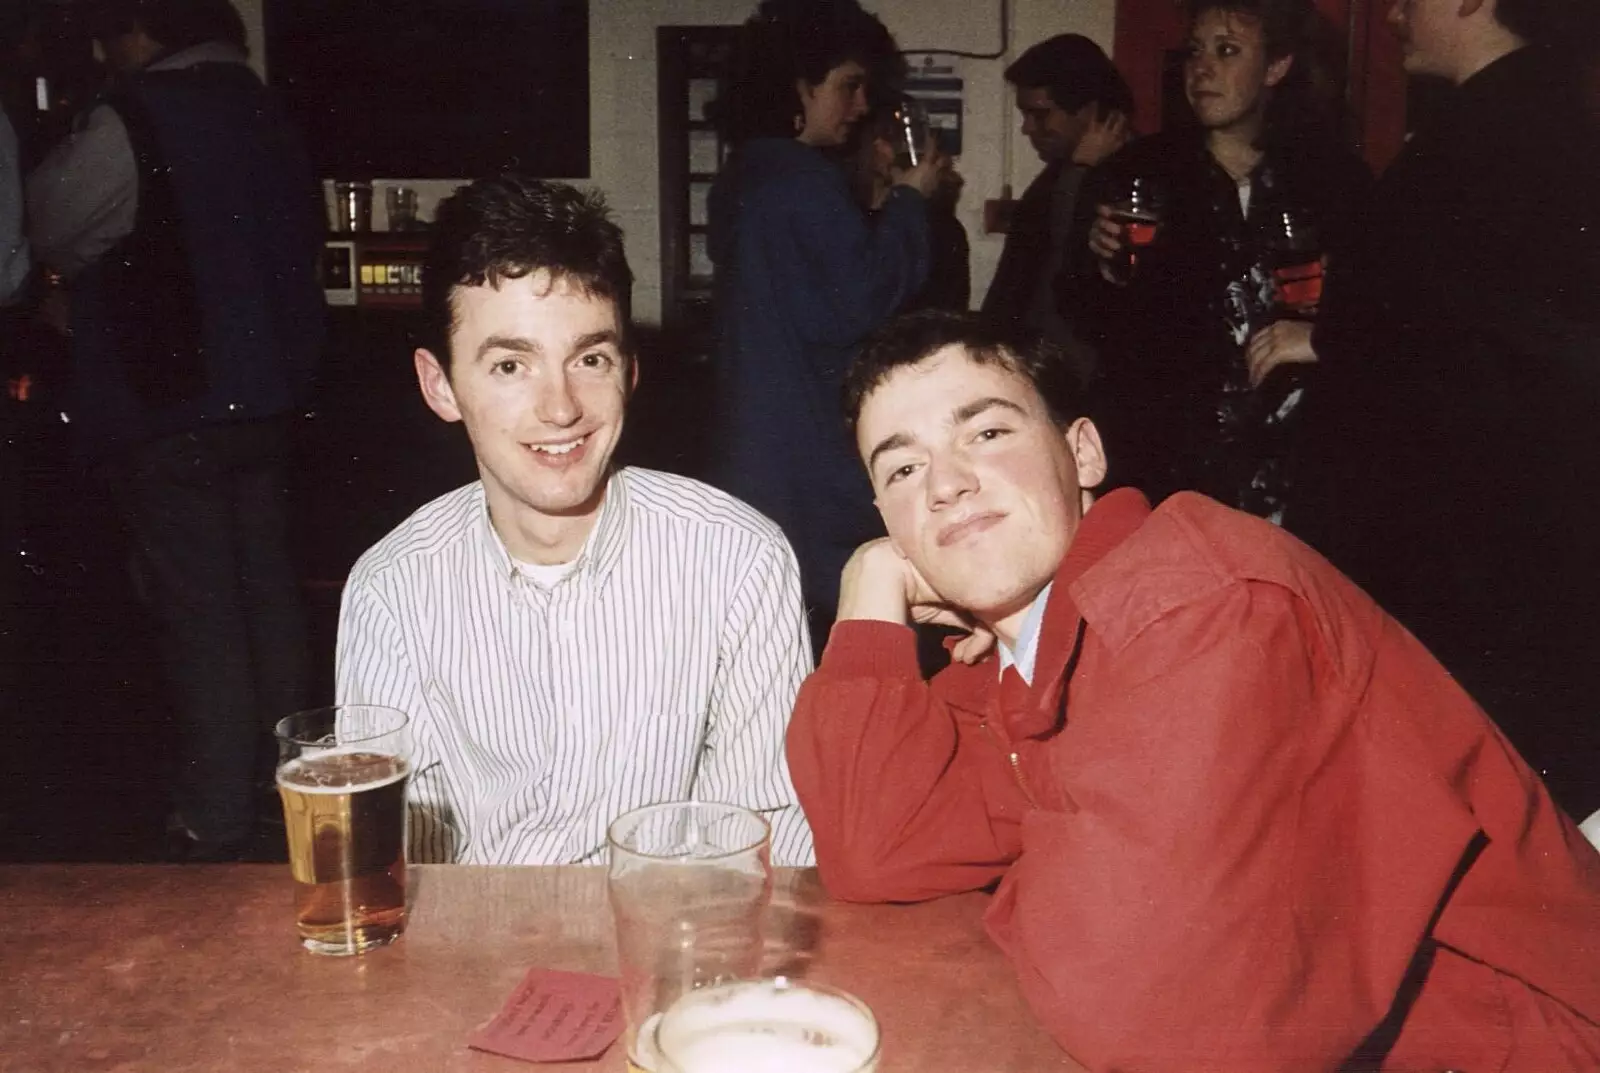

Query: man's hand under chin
[{"left": 836, "top": 539, "right": 995, "bottom": 665}]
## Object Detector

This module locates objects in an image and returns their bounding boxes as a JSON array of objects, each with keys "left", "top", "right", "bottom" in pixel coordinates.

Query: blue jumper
[{"left": 708, "top": 137, "right": 929, "bottom": 618}]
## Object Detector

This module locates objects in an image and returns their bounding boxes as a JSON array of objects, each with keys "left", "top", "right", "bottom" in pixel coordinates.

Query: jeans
[{"left": 108, "top": 417, "right": 308, "bottom": 844}]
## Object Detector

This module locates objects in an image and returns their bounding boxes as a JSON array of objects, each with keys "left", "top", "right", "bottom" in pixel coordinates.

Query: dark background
[{"left": 263, "top": 0, "right": 590, "bottom": 179}]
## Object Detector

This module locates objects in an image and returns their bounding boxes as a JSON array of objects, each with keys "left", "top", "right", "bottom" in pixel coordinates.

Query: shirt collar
[
  {"left": 1003, "top": 488, "right": 1151, "bottom": 740},
  {"left": 475, "top": 468, "right": 634, "bottom": 590},
  {"left": 997, "top": 581, "right": 1053, "bottom": 685}
]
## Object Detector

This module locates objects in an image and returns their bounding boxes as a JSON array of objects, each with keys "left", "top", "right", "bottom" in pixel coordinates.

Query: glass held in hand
[
  {"left": 1107, "top": 176, "right": 1166, "bottom": 283},
  {"left": 888, "top": 97, "right": 932, "bottom": 170},
  {"left": 607, "top": 802, "right": 774, "bottom": 1073},
  {"left": 275, "top": 705, "right": 411, "bottom": 956},
  {"left": 1263, "top": 208, "right": 1324, "bottom": 318},
  {"left": 652, "top": 977, "right": 882, "bottom": 1073}
]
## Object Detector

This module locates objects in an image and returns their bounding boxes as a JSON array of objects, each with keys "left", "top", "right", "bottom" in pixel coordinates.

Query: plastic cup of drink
[
  {"left": 652, "top": 977, "right": 881, "bottom": 1073},
  {"left": 607, "top": 802, "right": 773, "bottom": 1072},
  {"left": 274, "top": 705, "right": 411, "bottom": 956},
  {"left": 1108, "top": 176, "right": 1165, "bottom": 281}
]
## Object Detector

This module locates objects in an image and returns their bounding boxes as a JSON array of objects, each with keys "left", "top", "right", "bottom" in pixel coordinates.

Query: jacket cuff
[{"left": 819, "top": 620, "right": 921, "bottom": 679}]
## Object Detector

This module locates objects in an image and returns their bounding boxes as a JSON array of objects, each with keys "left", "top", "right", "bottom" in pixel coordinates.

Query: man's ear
[
  {"left": 1264, "top": 53, "right": 1295, "bottom": 89},
  {"left": 1066, "top": 417, "right": 1109, "bottom": 494},
  {"left": 415, "top": 347, "right": 462, "bottom": 423}
]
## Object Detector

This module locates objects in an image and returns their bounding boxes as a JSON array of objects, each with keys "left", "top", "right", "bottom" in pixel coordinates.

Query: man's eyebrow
[
  {"left": 569, "top": 329, "right": 621, "bottom": 353},
  {"left": 952, "top": 396, "right": 1028, "bottom": 424},
  {"left": 474, "top": 334, "right": 538, "bottom": 362},
  {"left": 866, "top": 432, "right": 914, "bottom": 474},
  {"left": 473, "top": 329, "right": 622, "bottom": 363}
]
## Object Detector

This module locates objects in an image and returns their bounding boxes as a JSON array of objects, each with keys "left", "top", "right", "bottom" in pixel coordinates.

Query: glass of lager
[
  {"left": 607, "top": 802, "right": 773, "bottom": 1072},
  {"left": 652, "top": 977, "right": 881, "bottom": 1073},
  {"left": 274, "top": 705, "right": 411, "bottom": 956}
]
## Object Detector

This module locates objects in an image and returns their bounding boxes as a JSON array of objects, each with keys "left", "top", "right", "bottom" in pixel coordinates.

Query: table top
[{"left": 0, "top": 864, "right": 1083, "bottom": 1073}]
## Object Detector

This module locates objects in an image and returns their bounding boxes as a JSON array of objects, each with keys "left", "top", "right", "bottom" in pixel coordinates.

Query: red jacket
[{"left": 788, "top": 489, "right": 1600, "bottom": 1072}]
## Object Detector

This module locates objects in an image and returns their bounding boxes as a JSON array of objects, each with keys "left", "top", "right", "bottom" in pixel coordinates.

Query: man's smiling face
[
  {"left": 414, "top": 270, "right": 633, "bottom": 556},
  {"left": 858, "top": 345, "right": 1106, "bottom": 625}
]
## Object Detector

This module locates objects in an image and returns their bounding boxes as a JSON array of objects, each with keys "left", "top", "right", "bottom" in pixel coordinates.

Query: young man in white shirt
[{"left": 336, "top": 175, "right": 814, "bottom": 865}]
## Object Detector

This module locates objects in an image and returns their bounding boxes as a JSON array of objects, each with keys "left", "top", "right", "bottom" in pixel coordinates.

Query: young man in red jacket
[{"left": 786, "top": 309, "right": 1600, "bottom": 1072}]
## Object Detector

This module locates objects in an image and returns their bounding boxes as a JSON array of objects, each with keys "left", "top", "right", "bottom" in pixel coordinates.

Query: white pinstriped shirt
[{"left": 334, "top": 467, "right": 816, "bottom": 866}]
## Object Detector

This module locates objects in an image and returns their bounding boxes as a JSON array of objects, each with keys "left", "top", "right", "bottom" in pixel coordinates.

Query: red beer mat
[{"left": 468, "top": 968, "right": 624, "bottom": 1063}]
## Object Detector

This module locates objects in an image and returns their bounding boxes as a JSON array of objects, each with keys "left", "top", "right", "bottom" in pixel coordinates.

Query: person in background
[
  {"left": 981, "top": 34, "right": 1131, "bottom": 380},
  {"left": 848, "top": 101, "right": 970, "bottom": 312},
  {"left": 336, "top": 175, "right": 815, "bottom": 867},
  {"left": 25, "top": 0, "right": 324, "bottom": 861},
  {"left": 0, "top": 4, "right": 35, "bottom": 718},
  {"left": 1071, "top": 0, "right": 1369, "bottom": 522},
  {"left": 0, "top": 102, "right": 25, "bottom": 306},
  {"left": 789, "top": 309, "right": 1600, "bottom": 1072},
  {"left": 708, "top": 0, "right": 944, "bottom": 653},
  {"left": 1272, "top": 0, "right": 1600, "bottom": 821}
]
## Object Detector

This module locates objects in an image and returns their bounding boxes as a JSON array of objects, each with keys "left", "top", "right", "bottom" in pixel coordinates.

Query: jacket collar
[{"left": 937, "top": 487, "right": 1152, "bottom": 732}]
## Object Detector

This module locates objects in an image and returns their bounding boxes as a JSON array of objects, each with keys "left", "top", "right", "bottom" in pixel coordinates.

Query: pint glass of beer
[
  {"left": 652, "top": 978, "right": 881, "bottom": 1073},
  {"left": 607, "top": 802, "right": 773, "bottom": 1072},
  {"left": 274, "top": 705, "right": 411, "bottom": 956}
]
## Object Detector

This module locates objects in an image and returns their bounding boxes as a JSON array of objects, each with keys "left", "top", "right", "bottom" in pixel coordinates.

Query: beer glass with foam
[
  {"left": 652, "top": 978, "right": 881, "bottom": 1073},
  {"left": 607, "top": 802, "right": 773, "bottom": 1072},
  {"left": 274, "top": 705, "right": 411, "bottom": 955}
]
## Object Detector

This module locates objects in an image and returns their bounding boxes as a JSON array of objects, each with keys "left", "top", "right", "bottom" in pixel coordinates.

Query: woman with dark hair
[
  {"left": 1064, "top": 0, "right": 1369, "bottom": 521},
  {"left": 708, "top": 0, "right": 943, "bottom": 649}
]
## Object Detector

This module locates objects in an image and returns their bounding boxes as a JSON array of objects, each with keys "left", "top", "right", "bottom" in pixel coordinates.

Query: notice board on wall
[{"left": 265, "top": 0, "right": 590, "bottom": 179}]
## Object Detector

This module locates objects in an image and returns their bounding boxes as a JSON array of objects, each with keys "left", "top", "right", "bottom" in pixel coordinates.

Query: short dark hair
[
  {"left": 420, "top": 175, "right": 634, "bottom": 369},
  {"left": 712, "top": 0, "right": 901, "bottom": 143},
  {"left": 90, "top": 0, "right": 248, "bottom": 53},
  {"left": 843, "top": 310, "right": 1090, "bottom": 441},
  {"left": 1003, "top": 34, "right": 1133, "bottom": 118}
]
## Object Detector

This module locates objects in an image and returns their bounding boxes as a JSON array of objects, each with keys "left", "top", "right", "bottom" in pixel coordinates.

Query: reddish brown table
[{"left": 0, "top": 865, "right": 1084, "bottom": 1072}]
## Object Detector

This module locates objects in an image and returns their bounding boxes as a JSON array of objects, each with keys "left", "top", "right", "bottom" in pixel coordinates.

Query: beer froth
[{"left": 655, "top": 980, "right": 880, "bottom": 1073}]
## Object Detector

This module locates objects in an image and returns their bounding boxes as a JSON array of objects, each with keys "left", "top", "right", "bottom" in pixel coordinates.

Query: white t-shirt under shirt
[{"left": 335, "top": 466, "right": 816, "bottom": 866}]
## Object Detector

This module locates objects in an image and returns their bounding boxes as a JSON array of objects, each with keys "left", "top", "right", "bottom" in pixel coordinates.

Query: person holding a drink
[
  {"left": 1067, "top": 0, "right": 1369, "bottom": 522},
  {"left": 707, "top": 0, "right": 945, "bottom": 653},
  {"left": 847, "top": 96, "right": 971, "bottom": 314}
]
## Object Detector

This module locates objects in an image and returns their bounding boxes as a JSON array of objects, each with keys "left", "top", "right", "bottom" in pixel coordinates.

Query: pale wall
[{"left": 234, "top": 0, "right": 1114, "bottom": 321}]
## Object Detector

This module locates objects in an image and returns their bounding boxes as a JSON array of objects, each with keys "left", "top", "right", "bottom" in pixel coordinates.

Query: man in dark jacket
[
  {"left": 1255, "top": 0, "right": 1600, "bottom": 818},
  {"left": 980, "top": 35, "right": 1131, "bottom": 380},
  {"left": 27, "top": 0, "right": 325, "bottom": 859}
]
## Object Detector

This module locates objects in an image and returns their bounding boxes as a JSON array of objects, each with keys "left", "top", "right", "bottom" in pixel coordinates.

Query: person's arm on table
[
  {"left": 787, "top": 540, "right": 1019, "bottom": 903},
  {"left": 998, "top": 582, "right": 1476, "bottom": 1072},
  {"left": 335, "top": 578, "right": 460, "bottom": 862},
  {"left": 694, "top": 537, "right": 817, "bottom": 867}
]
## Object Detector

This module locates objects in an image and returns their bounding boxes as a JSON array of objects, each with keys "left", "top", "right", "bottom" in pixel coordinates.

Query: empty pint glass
[
  {"left": 888, "top": 96, "right": 932, "bottom": 170},
  {"left": 607, "top": 802, "right": 773, "bottom": 1072},
  {"left": 653, "top": 978, "right": 881, "bottom": 1073},
  {"left": 275, "top": 705, "right": 410, "bottom": 956}
]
